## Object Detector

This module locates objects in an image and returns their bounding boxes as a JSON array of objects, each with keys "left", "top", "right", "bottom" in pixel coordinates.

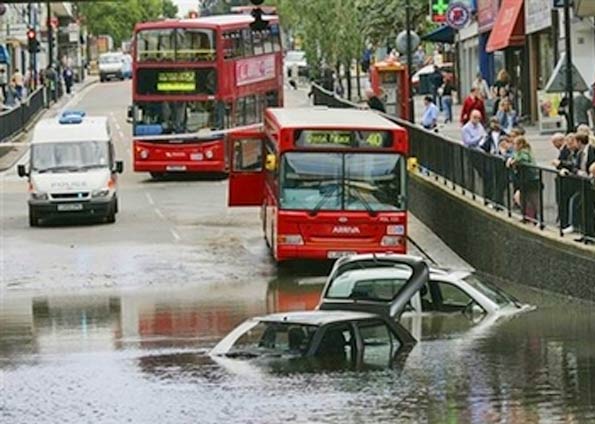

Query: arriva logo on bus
[{"left": 332, "top": 226, "right": 361, "bottom": 235}]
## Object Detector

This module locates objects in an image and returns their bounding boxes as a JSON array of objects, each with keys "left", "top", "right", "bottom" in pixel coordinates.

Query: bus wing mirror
[
  {"left": 126, "top": 106, "right": 133, "bottom": 123},
  {"left": 17, "top": 164, "right": 28, "bottom": 178},
  {"left": 265, "top": 153, "right": 277, "bottom": 172},
  {"left": 115, "top": 160, "right": 124, "bottom": 174}
]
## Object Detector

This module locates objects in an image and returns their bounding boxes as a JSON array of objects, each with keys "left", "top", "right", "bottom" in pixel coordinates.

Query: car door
[{"left": 228, "top": 130, "right": 266, "bottom": 206}]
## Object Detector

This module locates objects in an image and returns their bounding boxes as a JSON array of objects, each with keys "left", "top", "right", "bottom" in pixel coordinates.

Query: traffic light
[
  {"left": 249, "top": 0, "right": 268, "bottom": 31},
  {"left": 27, "top": 28, "right": 39, "bottom": 53}
]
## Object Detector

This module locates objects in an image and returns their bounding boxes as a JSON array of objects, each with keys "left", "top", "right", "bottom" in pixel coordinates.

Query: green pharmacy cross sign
[{"left": 431, "top": 0, "right": 451, "bottom": 22}]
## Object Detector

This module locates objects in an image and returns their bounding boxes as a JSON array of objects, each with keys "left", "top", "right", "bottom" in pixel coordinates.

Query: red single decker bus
[
  {"left": 132, "top": 14, "right": 283, "bottom": 177},
  {"left": 227, "top": 107, "right": 409, "bottom": 262}
]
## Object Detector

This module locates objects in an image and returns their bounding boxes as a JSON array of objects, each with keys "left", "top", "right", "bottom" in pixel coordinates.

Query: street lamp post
[
  {"left": 564, "top": 0, "right": 574, "bottom": 131},
  {"left": 405, "top": 0, "right": 414, "bottom": 123}
]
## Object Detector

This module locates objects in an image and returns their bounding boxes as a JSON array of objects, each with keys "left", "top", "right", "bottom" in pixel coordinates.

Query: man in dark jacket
[{"left": 429, "top": 66, "right": 444, "bottom": 110}]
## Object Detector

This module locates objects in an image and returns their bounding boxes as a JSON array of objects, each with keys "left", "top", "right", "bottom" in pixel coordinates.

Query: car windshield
[
  {"left": 326, "top": 267, "right": 413, "bottom": 301},
  {"left": 280, "top": 152, "right": 406, "bottom": 212},
  {"left": 226, "top": 321, "right": 317, "bottom": 358},
  {"left": 99, "top": 55, "right": 121, "bottom": 64},
  {"left": 463, "top": 275, "right": 518, "bottom": 307},
  {"left": 134, "top": 101, "right": 230, "bottom": 135},
  {"left": 31, "top": 141, "right": 110, "bottom": 172}
]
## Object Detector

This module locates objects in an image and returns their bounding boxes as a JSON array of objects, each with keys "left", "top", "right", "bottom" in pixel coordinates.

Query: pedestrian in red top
[{"left": 460, "top": 87, "right": 486, "bottom": 125}]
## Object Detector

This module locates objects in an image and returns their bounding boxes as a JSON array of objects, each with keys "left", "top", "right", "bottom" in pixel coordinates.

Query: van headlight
[
  {"left": 92, "top": 189, "right": 111, "bottom": 198},
  {"left": 30, "top": 192, "right": 48, "bottom": 200}
]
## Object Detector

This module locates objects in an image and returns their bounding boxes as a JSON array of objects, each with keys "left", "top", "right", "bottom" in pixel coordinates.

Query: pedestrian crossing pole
[{"left": 564, "top": 0, "right": 574, "bottom": 132}]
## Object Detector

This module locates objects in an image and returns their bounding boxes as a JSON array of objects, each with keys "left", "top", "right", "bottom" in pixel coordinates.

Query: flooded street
[
  {"left": 2, "top": 276, "right": 595, "bottom": 423},
  {"left": 1, "top": 82, "right": 594, "bottom": 423}
]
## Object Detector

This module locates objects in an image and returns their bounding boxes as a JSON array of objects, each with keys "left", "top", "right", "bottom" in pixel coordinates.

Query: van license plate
[
  {"left": 190, "top": 153, "right": 204, "bottom": 161},
  {"left": 327, "top": 251, "right": 356, "bottom": 259},
  {"left": 166, "top": 165, "right": 187, "bottom": 171},
  {"left": 57, "top": 203, "right": 83, "bottom": 212}
]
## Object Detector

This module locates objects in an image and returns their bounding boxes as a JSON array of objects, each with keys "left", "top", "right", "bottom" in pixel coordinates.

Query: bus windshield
[
  {"left": 134, "top": 101, "right": 230, "bottom": 135},
  {"left": 136, "top": 28, "right": 216, "bottom": 62},
  {"left": 280, "top": 152, "right": 406, "bottom": 212}
]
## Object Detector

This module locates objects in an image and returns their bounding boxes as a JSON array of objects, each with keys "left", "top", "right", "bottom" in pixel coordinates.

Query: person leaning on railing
[{"left": 506, "top": 136, "right": 540, "bottom": 223}]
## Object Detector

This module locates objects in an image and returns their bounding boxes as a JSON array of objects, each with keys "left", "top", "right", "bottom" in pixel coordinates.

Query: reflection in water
[{"left": 1, "top": 276, "right": 595, "bottom": 423}]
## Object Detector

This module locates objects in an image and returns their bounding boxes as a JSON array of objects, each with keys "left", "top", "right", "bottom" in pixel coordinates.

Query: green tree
[
  {"left": 162, "top": 0, "right": 179, "bottom": 19},
  {"left": 80, "top": 0, "right": 173, "bottom": 47}
]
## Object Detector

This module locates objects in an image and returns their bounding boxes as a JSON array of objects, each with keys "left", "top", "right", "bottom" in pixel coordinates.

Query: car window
[
  {"left": 326, "top": 267, "right": 412, "bottom": 301},
  {"left": 434, "top": 282, "right": 475, "bottom": 311},
  {"left": 463, "top": 275, "right": 516, "bottom": 306},
  {"left": 358, "top": 321, "right": 398, "bottom": 368},
  {"left": 315, "top": 324, "right": 354, "bottom": 363},
  {"left": 229, "top": 322, "right": 316, "bottom": 357}
]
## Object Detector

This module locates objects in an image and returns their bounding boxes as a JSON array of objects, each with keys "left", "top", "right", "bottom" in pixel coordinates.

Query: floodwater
[{"left": 1, "top": 274, "right": 595, "bottom": 424}]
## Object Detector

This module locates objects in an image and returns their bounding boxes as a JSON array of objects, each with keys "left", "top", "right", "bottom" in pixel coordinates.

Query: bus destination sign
[
  {"left": 295, "top": 130, "right": 392, "bottom": 148},
  {"left": 136, "top": 68, "right": 217, "bottom": 96},
  {"left": 156, "top": 71, "right": 196, "bottom": 92}
]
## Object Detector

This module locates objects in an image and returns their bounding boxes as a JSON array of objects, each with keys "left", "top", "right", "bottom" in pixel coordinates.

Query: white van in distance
[
  {"left": 98, "top": 52, "right": 125, "bottom": 82},
  {"left": 18, "top": 111, "right": 124, "bottom": 226}
]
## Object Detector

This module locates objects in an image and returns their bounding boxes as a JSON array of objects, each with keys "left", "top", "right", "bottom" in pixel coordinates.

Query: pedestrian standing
[
  {"left": 480, "top": 117, "right": 505, "bottom": 155},
  {"left": 472, "top": 72, "right": 490, "bottom": 101},
  {"left": 460, "top": 88, "right": 486, "bottom": 125},
  {"left": 492, "top": 69, "right": 511, "bottom": 98},
  {"left": 421, "top": 96, "right": 439, "bottom": 130},
  {"left": 506, "top": 136, "right": 541, "bottom": 222},
  {"left": 429, "top": 66, "right": 444, "bottom": 110},
  {"left": 440, "top": 78, "right": 454, "bottom": 123},
  {"left": 0, "top": 67, "right": 7, "bottom": 101},
  {"left": 11, "top": 68, "right": 24, "bottom": 99},
  {"left": 461, "top": 110, "right": 486, "bottom": 148},
  {"left": 63, "top": 66, "right": 74, "bottom": 95}
]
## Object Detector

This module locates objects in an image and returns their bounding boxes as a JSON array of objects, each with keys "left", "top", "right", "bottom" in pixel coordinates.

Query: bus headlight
[
  {"left": 381, "top": 236, "right": 404, "bottom": 247},
  {"left": 205, "top": 150, "right": 214, "bottom": 159},
  {"left": 278, "top": 234, "right": 304, "bottom": 245},
  {"left": 139, "top": 149, "right": 149, "bottom": 159},
  {"left": 30, "top": 192, "right": 48, "bottom": 201}
]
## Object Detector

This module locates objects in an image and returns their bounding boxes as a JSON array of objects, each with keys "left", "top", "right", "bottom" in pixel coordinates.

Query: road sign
[{"left": 446, "top": 2, "right": 472, "bottom": 29}]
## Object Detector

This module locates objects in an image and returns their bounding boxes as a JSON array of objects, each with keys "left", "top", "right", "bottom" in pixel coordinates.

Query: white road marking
[
  {"left": 145, "top": 192, "right": 155, "bottom": 205},
  {"left": 154, "top": 208, "right": 166, "bottom": 220},
  {"left": 170, "top": 229, "right": 181, "bottom": 242}
]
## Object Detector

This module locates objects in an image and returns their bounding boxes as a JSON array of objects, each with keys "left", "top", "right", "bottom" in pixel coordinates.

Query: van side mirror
[
  {"left": 265, "top": 153, "right": 277, "bottom": 172},
  {"left": 17, "top": 164, "right": 28, "bottom": 178},
  {"left": 115, "top": 160, "right": 124, "bottom": 174},
  {"left": 126, "top": 106, "right": 133, "bottom": 123}
]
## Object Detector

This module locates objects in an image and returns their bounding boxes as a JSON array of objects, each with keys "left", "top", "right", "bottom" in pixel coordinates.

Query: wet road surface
[{"left": 1, "top": 81, "right": 595, "bottom": 423}]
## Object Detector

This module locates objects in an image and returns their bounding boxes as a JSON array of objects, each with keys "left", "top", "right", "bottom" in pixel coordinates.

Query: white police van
[{"left": 18, "top": 111, "right": 123, "bottom": 226}]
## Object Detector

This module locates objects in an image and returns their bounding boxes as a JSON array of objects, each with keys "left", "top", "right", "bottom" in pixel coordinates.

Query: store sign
[
  {"left": 236, "top": 55, "right": 276, "bottom": 86},
  {"left": 446, "top": 2, "right": 472, "bottom": 29},
  {"left": 477, "top": 0, "right": 499, "bottom": 32},
  {"left": 526, "top": 0, "right": 552, "bottom": 34}
]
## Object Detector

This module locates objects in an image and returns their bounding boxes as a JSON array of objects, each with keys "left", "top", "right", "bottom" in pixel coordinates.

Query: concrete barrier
[{"left": 409, "top": 172, "right": 595, "bottom": 301}]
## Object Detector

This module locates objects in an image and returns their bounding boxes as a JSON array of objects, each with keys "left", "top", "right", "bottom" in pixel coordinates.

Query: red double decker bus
[
  {"left": 227, "top": 107, "right": 409, "bottom": 262},
  {"left": 132, "top": 14, "right": 283, "bottom": 177}
]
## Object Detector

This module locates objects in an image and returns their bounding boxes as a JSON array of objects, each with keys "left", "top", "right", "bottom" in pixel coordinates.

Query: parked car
[
  {"left": 211, "top": 255, "right": 429, "bottom": 369},
  {"left": 283, "top": 50, "right": 309, "bottom": 79},
  {"left": 412, "top": 63, "right": 455, "bottom": 94}
]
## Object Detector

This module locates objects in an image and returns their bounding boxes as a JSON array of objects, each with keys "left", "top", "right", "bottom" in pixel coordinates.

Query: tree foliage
[{"left": 80, "top": 0, "right": 178, "bottom": 47}]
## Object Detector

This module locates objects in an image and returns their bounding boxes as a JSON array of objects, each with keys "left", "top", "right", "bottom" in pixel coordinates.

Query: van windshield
[
  {"left": 31, "top": 141, "right": 110, "bottom": 172},
  {"left": 99, "top": 55, "right": 121, "bottom": 64}
]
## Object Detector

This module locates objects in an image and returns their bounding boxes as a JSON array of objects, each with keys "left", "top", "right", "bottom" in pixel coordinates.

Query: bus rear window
[{"left": 136, "top": 28, "right": 216, "bottom": 62}]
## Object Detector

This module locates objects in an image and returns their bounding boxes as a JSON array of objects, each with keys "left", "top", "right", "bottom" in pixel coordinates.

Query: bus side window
[
  {"left": 244, "top": 96, "right": 257, "bottom": 124},
  {"left": 252, "top": 30, "right": 264, "bottom": 56},
  {"left": 242, "top": 29, "right": 253, "bottom": 57},
  {"left": 235, "top": 97, "right": 246, "bottom": 126},
  {"left": 223, "top": 31, "right": 242, "bottom": 59},
  {"left": 270, "top": 25, "right": 282, "bottom": 52},
  {"left": 262, "top": 29, "right": 273, "bottom": 54},
  {"left": 265, "top": 91, "right": 279, "bottom": 107},
  {"left": 233, "top": 139, "right": 263, "bottom": 172}
]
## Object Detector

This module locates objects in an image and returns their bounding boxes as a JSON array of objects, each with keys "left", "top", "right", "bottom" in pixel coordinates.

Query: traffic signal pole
[
  {"left": 563, "top": 0, "right": 574, "bottom": 131},
  {"left": 47, "top": 1, "right": 53, "bottom": 68},
  {"left": 406, "top": 0, "right": 414, "bottom": 123}
]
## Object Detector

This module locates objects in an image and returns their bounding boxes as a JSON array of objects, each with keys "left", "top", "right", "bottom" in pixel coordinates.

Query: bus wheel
[{"left": 150, "top": 172, "right": 165, "bottom": 180}]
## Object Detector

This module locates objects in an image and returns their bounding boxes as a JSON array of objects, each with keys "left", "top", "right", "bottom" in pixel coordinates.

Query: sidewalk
[
  {"left": 0, "top": 76, "right": 98, "bottom": 172},
  {"left": 413, "top": 96, "right": 557, "bottom": 166}
]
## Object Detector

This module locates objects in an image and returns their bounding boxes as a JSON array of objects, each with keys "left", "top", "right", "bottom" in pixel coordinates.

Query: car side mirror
[
  {"left": 115, "top": 160, "right": 124, "bottom": 174},
  {"left": 126, "top": 106, "right": 133, "bottom": 124},
  {"left": 17, "top": 164, "right": 28, "bottom": 178}
]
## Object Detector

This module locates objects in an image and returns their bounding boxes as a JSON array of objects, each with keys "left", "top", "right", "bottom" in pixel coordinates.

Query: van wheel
[{"left": 29, "top": 209, "right": 39, "bottom": 227}]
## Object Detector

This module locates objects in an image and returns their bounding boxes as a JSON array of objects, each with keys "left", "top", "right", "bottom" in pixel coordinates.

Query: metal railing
[
  {"left": 0, "top": 84, "right": 63, "bottom": 144},
  {"left": 311, "top": 83, "right": 595, "bottom": 244}
]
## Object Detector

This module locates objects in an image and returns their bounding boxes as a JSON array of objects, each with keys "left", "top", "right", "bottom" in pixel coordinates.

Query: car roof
[
  {"left": 31, "top": 116, "right": 110, "bottom": 144},
  {"left": 267, "top": 107, "right": 403, "bottom": 130},
  {"left": 257, "top": 310, "right": 379, "bottom": 326}
]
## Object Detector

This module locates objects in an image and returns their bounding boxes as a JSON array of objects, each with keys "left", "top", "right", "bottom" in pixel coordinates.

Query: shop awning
[
  {"left": 421, "top": 25, "right": 455, "bottom": 44},
  {"left": 0, "top": 45, "right": 10, "bottom": 64},
  {"left": 485, "top": 0, "right": 525, "bottom": 53}
]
